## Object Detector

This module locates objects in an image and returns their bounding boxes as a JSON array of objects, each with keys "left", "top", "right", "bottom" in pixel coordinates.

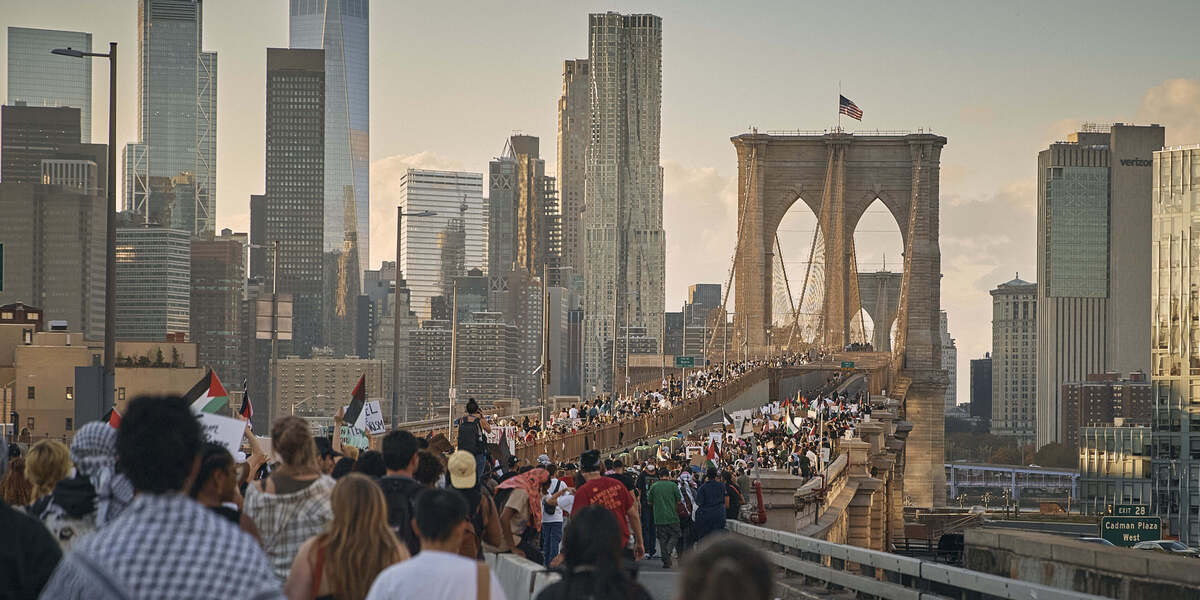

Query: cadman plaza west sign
[{"left": 1099, "top": 515, "right": 1162, "bottom": 546}]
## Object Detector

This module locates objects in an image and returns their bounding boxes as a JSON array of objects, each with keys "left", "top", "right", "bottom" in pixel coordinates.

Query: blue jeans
[
  {"left": 641, "top": 505, "right": 656, "bottom": 556},
  {"left": 541, "top": 521, "right": 563, "bottom": 567}
]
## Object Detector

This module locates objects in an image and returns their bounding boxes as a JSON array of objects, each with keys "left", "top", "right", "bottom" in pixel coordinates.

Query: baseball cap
[{"left": 448, "top": 450, "right": 477, "bottom": 489}]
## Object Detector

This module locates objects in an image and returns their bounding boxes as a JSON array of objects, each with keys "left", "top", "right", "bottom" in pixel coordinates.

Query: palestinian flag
[
  {"left": 239, "top": 394, "right": 254, "bottom": 421},
  {"left": 722, "top": 409, "right": 734, "bottom": 427},
  {"left": 705, "top": 439, "right": 717, "bottom": 461},
  {"left": 106, "top": 407, "right": 121, "bottom": 429},
  {"left": 344, "top": 374, "right": 367, "bottom": 429},
  {"left": 784, "top": 407, "right": 798, "bottom": 435},
  {"left": 186, "top": 370, "right": 229, "bottom": 414}
]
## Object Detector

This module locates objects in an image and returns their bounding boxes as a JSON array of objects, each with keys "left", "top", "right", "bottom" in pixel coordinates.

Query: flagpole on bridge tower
[{"left": 837, "top": 81, "right": 842, "bottom": 132}]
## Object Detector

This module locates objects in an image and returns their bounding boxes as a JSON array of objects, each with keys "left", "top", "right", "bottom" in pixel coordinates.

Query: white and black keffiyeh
[
  {"left": 39, "top": 493, "right": 283, "bottom": 599},
  {"left": 69, "top": 422, "right": 134, "bottom": 526}
]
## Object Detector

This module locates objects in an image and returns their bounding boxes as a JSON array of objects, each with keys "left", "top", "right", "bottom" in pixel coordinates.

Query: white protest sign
[
  {"left": 362, "top": 400, "right": 385, "bottom": 435},
  {"left": 198, "top": 412, "right": 245, "bottom": 455},
  {"left": 708, "top": 431, "right": 723, "bottom": 449}
]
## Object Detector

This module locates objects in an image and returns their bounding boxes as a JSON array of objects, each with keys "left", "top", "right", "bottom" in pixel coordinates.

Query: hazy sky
[{"left": 3, "top": 0, "right": 1200, "bottom": 401}]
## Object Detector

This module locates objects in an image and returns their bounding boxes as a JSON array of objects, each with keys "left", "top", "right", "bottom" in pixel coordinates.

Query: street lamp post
[
  {"left": 393, "top": 208, "right": 436, "bottom": 428},
  {"left": 53, "top": 43, "right": 117, "bottom": 408}
]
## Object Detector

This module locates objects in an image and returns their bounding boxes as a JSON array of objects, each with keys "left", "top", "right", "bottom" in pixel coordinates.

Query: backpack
[
  {"left": 379, "top": 477, "right": 422, "bottom": 556},
  {"left": 457, "top": 417, "right": 482, "bottom": 454},
  {"left": 458, "top": 496, "right": 488, "bottom": 559}
]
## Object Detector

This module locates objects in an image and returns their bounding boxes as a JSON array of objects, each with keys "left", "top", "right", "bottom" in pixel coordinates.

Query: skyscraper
[
  {"left": 190, "top": 229, "right": 247, "bottom": 388},
  {"left": 557, "top": 59, "right": 589, "bottom": 277},
  {"left": 1150, "top": 143, "right": 1200, "bottom": 544},
  {"left": 488, "top": 135, "right": 562, "bottom": 278},
  {"left": 289, "top": 0, "right": 370, "bottom": 284},
  {"left": 992, "top": 276, "right": 1037, "bottom": 444},
  {"left": 582, "top": 13, "right": 664, "bottom": 395},
  {"left": 969, "top": 353, "right": 992, "bottom": 424},
  {"left": 0, "top": 182, "right": 106, "bottom": 339},
  {"left": 125, "top": 0, "right": 217, "bottom": 236},
  {"left": 258, "top": 48, "right": 325, "bottom": 356},
  {"left": 7, "top": 27, "right": 92, "bottom": 143},
  {"left": 1, "top": 105, "right": 80, "bottom": 183},
  {"left": 940, "top": 311, "right": 958, "bottom": 409},
  {"left": 396, "top": 170, "right": 485, "bottom": 319},
  {"left": 1035, "top": 123, "right": 1164, "bottom": 448},
  {"left": 114, "top": 225, "right": 191, "bottom": 341}
]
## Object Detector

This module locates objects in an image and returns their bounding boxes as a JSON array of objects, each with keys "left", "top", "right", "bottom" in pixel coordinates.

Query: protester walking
[
  {"left": 0, "top": 432, "right": 61, "bottom": 600},
  {"left": 0, "top": 455, "right": 32, "bottom": 506},
  {"left": 455, "top": 398, "right": 492, "bottom": 481},
  {"left": 24, "top": 439, "right": 71, "bottom": 506},
  {"left": 572, "top": 450, "right": 644, "bottom": 561},
  {"left": 693, "top": 467, "right": 727, "bottom": 540},
  {"left": 446, "top": 450, "right": 503, "bottom": 559},
  {"left": 377, "top": 429, "right": 425, "bottom": 556},
  {"left": 365, "top": 489, "right": 506, "bottom": 600},
  {"left": 675, "top": 471, "right": 698, "bottom": 552},
  {"left": 646, "top": 469, "right": 682, "bottom": 568},
  {"left": 190, "top": 441, "right": 261, "bottom": 541},
  {"left": 678, "top": 535, "right": 773, "bottom": 600},
  {"left": 244, "top": 415, "right": 335, "bottom": 580},
  {"left": 540, "top": 464, "right": 573, "bottom": 567},
  {"left": 534, "top": 505, "right": 653, "bottom": 600},
  {"left": 497, "top": 467, "right": 549, "bottom": 563},
  {"left": 40, "top": 396, "right": 283, "bottom": 599},
  {"left": 285, "top": 473, "right": 408, "bottom": 600}
]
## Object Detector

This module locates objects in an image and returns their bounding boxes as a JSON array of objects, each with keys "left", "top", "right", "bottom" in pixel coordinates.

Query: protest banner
[
  {"left": 362, "top": 400, "right": 385, "bottom": 435},
  {"left": 197, "top": 412, "right": 245, "bottom": 455}
]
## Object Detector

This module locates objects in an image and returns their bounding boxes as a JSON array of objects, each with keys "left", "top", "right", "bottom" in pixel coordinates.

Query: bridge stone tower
[
  {"left": 731, "top": 131, "right": 947, "bottom": 507},
  {"left": 858, "top": 270, "right": 903, "bottom": 352}
]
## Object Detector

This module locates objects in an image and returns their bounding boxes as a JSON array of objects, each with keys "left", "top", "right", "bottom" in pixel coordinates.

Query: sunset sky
[{"left": 4, "top": 0, "right": 1200, "bottom": 400}]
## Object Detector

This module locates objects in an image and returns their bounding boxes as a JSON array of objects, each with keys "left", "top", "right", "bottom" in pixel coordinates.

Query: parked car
[
  {"left": 1076, "top": 537, "right": 1116, "bottom": 547},
  {"left": 1131, "top": 540, "right": 1200, "bottom": 557}
]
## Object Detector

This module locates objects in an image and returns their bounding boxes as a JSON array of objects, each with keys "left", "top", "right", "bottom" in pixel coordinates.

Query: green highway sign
[
  {"left": 1099, "top": 516, "right": 1161, "bottom": 547},
  {"left": 675, "top": 356, "right": 695, "bottom": 368},
  {"left": 840, "top": 361, "right": 855, "bottom": 369},
  {"left": 1110, "top": 504, "right": 1149, "bottom": 517}
]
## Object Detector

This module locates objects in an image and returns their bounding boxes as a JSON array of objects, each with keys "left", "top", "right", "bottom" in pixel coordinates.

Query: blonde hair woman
[
  {"left": 244, "top": 416, "right": 335, "bottom": 580},
  {"left": 25, "top": 440, "right": 71, "bottom": 504},
  {"left": 285, "top": 473, "right": 408, "bottom": 600}
]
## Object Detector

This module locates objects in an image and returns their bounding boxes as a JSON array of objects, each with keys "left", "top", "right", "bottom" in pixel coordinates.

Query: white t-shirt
[
  {"left": 543, "top": 478, "right": 566, "bottom": 523},
  {"left": 365, "top": 550, "right": 506, "bottom": 600},
  {"left": 569, "top": 407, "right": 579, "bottom": 419}
]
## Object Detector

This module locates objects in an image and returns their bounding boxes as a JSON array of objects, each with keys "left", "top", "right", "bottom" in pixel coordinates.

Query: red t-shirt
[{"left": 573, "top": 475, "right": 636, "bottom": 542}]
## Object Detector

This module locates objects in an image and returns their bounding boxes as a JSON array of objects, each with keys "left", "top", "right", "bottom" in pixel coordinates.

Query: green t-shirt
[{"left": 647, "top": 479, "right": 682, "bottom": 525}]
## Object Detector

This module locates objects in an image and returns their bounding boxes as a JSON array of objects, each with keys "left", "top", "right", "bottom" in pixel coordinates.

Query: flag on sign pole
[
  {"left": 239, "top": 394, "right": 254, "bottom": 421},
  {"left": 722, "top": 409, "right": 734, "bottom": 427},
  {"left": 186, "top": 369, "right": 229, "bottom": 414},
  {"left": 839, "top": 95, "right": 863, "bottom": 121},
  {"left": 705, "top": 439, "right": 717, "bottom": 461},
  {"left": 343, "top": 374, "right": 367, "bottom": 429}
]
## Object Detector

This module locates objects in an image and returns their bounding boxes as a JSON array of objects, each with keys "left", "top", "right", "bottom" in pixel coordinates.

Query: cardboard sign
[
  {"left": 340, "top": 425, "right": 369, "bottom": 449},
  {"left": 362, "top": 400, "right": 385, "bottom": 435},
  {"left": 198, "top": 412, "right": 245, "bottom": 456}
]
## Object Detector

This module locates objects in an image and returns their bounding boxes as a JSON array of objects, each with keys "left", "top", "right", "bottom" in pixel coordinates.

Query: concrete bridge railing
[{"left": 728, "top": 520, "right": 1107, "bottom": 600}]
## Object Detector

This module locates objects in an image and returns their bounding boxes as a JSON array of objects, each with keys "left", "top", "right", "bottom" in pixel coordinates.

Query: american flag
[{"left": 839, "top": 95, "right": 863, "bottom": 121}]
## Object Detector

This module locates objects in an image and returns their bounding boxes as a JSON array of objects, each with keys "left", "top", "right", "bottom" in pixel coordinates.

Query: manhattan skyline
[{"left": 2, "top": 0, "right": 1199, "bottom": 401}]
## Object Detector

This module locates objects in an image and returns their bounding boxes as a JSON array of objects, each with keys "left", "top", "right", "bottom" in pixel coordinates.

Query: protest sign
[
  {"left": 340, "top": 425, "right": 369, "bottom": 449},
  {"left": 197, "top": 412, "right": 245, "bottom": 455},
  {"left": 362, "top": 400, "right": 385, "bottom": 435}
]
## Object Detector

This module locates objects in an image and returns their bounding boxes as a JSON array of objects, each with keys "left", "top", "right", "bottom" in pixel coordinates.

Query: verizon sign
[{"left": 1119, "top": 158, "right": 1152, "bottom": 167}]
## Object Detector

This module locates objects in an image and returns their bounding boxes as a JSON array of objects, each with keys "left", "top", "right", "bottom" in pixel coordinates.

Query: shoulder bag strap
[
  {"left": 311, "top": 541, "right": 326, "bottom": 598},
  {"left": 477, "top": 562, "right": 490, "bottom": 600}
]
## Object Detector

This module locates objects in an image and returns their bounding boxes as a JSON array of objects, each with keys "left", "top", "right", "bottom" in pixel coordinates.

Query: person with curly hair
[{"left": 0, "top": 456, "right": 32, "bottom": 506}]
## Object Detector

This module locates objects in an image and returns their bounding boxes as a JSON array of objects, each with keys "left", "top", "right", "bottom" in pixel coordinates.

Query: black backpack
[
  {"left": 458, "top": 417, "right": 482, "bottom": 454},
  {"left": 379, "top": 477, "right": 422, "bottom": 556}
]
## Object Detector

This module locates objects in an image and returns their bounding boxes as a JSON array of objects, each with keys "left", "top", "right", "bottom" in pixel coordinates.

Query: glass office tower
[
  {"left": 289, "top": 0, "right": 370, "bottom": 284},
  {"left": 125, "top": 0, "right": 217, "bottom": 236},
  {"left": 7, "top": 27, "right": 92, "bottom": 143}
]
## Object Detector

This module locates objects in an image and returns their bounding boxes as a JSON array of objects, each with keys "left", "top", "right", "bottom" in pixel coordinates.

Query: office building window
[
  {"left": 65, "top": 418, "right": 73, "bottom": 431},
  {"left": 27, "top": 386, "right": 35, "bottom": 400},
  {"left": 65, "top": 386, "right": 73, "bottom": 401}
]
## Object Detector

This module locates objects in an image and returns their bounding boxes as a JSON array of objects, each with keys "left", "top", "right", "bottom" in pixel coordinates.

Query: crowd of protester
[
  {"left": 0, "top": 388, "right": 787, "bottom": 600},
  {"left": 492, "top": 351, "right": 823, "bottom": 446}
]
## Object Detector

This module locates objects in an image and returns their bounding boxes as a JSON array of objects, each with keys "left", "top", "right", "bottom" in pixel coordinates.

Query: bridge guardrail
[{"left": 727, "top": 520, "right": 1107, "bottom": 600}]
